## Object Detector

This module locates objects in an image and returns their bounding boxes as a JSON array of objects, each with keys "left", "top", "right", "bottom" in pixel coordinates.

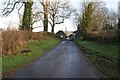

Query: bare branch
[
  {"left": 55, "top": 21, "right": 64, "bottom": 24},
  {"left": 2, "top": 1, "right": 20, "bottom": 16},
  {"left": 31, "top": 19, "right": 42, "bottom": 25},
  {"left": 18, "top": 3, "right": 24, "bottom": 11},
  {"left": 48, "top": 20, "right": 53, "bottom": 27}
]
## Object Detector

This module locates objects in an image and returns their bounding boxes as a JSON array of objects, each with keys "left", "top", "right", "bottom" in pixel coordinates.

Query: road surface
[{"left": 12, "top": 41, "right": 101, "bottom": 78}]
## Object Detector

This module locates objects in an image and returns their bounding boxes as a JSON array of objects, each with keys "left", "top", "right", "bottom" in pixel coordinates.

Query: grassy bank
[
  {"left": 76, "top": 39, "right": 119, "bottom": 78},
  {"left": 77, "top": 39, "right": 118, "bottom": 60},
  {"left": 2, "top": 37, "right": 60, "bottom": 77}
]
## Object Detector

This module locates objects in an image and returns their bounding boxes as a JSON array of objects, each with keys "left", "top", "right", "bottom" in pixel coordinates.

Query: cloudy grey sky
[{"left": 0, "top": 0, "right": 119, "bottom": 33}]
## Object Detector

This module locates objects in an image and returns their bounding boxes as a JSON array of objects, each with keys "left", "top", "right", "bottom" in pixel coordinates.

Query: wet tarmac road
[{"left": 12, "top": 41, "right": 101, "bottom": 78}]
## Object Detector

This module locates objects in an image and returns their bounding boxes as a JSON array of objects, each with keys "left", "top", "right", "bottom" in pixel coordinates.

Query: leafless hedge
[
  {"left": 86, "top": 29, "right": 120, "bottom": 42},
  {"left": 2, "top": 30, "right": 54, "bottom": 55}
]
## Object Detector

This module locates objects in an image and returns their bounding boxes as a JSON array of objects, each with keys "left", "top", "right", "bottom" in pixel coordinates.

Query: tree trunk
[
  {"left": 43, "top": 13, "right": 48, "bottom": 31},
  {"left": 51, "top": 26, "right": 54, "bottom": 33},
  {"left": 118, "top": 18, "right": 120, "bottom": 29},
  {"left": 21, "top": 2, "right": 33, "bottom": 31},
  {"left": 51, "top": 17, "right": 55, "bottom": 33},
  {"left": 43, "top": 2, "right": 49, "bottom": 32}
]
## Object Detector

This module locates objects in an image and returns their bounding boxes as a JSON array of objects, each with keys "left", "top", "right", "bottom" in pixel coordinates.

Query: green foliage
[
  {"left": 78, "top": 2, "right": 95, "bottom": 36},
  {"left": 21, "top": 2, "right": 33, "bottom": 31},
  {"left": 84, "top": 2, "right": 94, "bottom": 28},
  {"left": 2, "top": 37, "right": 60, "bottom": 74}
]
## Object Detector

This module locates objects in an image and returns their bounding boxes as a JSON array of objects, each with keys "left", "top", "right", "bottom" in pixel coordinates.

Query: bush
[{"left": 86, "top": 29, "right": 119, "bottom": 42}]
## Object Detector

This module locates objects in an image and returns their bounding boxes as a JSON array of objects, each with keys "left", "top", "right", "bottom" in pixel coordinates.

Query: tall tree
[
  {"left": 77, "top": 1, "right": 107, "bottom": 35},
  {"left": 48, "top": 1, "right": 73, "bottom": 33},
  {"left": 21, "top": 1, "right": 33, "bottom": 31},
  {"left": 89, "top": 3, "right": 108, "bottom": 31},
  {"left": 2, "top": 0, "right": 33, "bottom": 31},
  {"left": 78, "top": 1, "right": 95, "bottom": 35},
  {"left": 40, "top": 0, "right": 50, "bottom": 32}
]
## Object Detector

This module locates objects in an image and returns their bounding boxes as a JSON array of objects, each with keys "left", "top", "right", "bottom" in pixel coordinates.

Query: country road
[{"left": 12, "top": 41, "right": 102, "bottom": 78}]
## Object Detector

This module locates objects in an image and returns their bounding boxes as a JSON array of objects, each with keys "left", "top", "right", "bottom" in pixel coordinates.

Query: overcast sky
[{"left": 0, "top": 0, "right": 119, "bottom": 33}]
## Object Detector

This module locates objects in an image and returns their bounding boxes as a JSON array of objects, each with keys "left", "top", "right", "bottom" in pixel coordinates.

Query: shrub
[{"left": 86, "top": 29, "right": 119, "bottom": 42}]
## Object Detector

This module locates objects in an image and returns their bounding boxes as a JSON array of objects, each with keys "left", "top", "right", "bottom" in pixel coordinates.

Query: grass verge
[
  {"left": 76, "top": 39, "right": 119, "bottom": 78},
  {"left": 2, "top": 36, "right": 60, "bottom": 77}
]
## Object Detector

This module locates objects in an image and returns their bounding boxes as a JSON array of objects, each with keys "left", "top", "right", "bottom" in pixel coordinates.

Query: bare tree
[
  {"left": 37, "top": 0, "right": 74, "bottom": 33},
  {"left": 105, "top": 9, "right": 118, "bottom": 29},
  {"left": 89, "top": 2, "right": 108, "bottom": 31},
  {"left": 2, "top": 0, "right": 74, "bottom": 33},
  {"left": 48, "top": 1, "right": 73, "bottom": 33},
  {"left": 30, "top": 5, "right": 43, "bottom": 31},
  {"left": 2, "top": 0, "right": 23, "bottom": 16}
]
